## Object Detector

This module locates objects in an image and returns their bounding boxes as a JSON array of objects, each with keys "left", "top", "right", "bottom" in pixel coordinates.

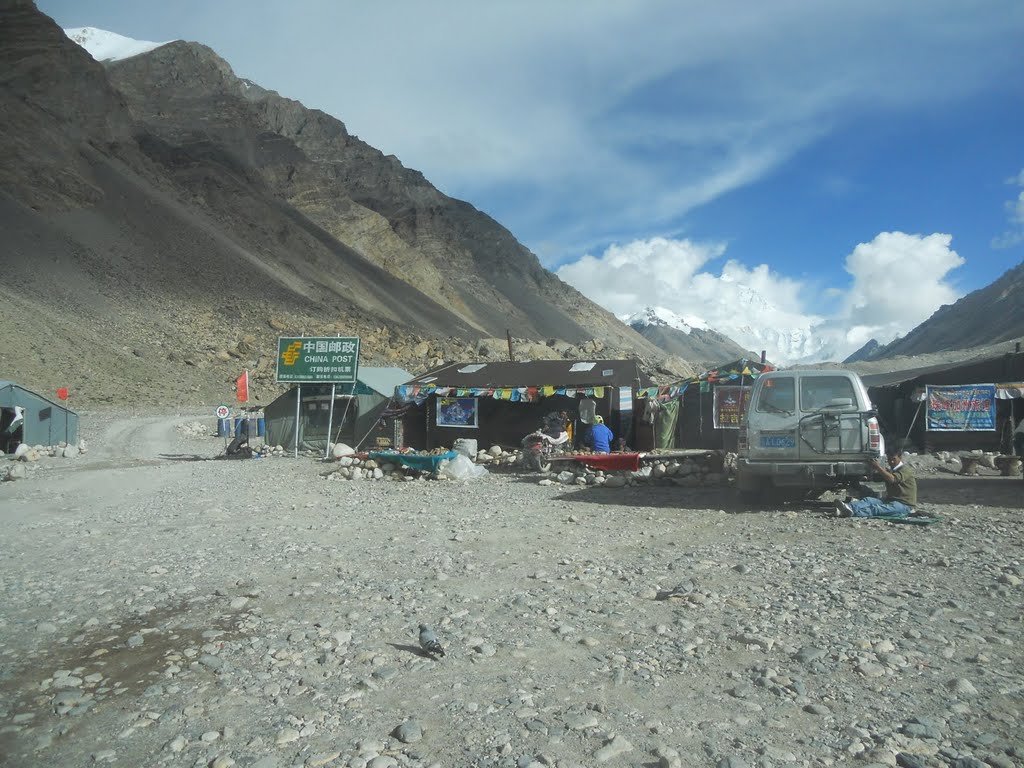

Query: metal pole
[
  {"left": 324, "top": 383, "right": 337, "bottom": 459},
  {"left": 294, "top": 384, "right": 301, "bottom": 459}
]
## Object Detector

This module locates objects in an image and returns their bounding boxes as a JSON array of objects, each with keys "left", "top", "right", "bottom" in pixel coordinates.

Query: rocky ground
[{"left": 0, "top": 410, "right": 1022, "bottom": 768}]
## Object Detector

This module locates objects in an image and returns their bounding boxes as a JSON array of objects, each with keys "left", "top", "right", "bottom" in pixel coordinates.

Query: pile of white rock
[
  {"left": 252, "top": 443, "right": 288, "bottom": 458},
  {"left": 176, "top": 420, "right": 213, "bottom": 437},
  {"left": 1, "top": 440, "right": 88, "bottom": 481},
  {"left": 474, "top": 444, "right": 521, "bottom": 467}
]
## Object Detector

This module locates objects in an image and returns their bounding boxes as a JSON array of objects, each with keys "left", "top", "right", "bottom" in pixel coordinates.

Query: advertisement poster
[
  {"left": 437, "top": 397, "right": 479, "bottom": 428},
  {"left": 926, "top": 384, "right": 996, "bottom": 431},
  {"left": 713, "top": 386, "right": 752, "bottom": 429}
]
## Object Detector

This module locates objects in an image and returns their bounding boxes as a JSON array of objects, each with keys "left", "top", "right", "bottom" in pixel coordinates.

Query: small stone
[
  {"left": 594, "top": 735, "right": 633, "bottom": 763},
  {"left": 393, "top": 719, "right": 423, "bottom": 743}
]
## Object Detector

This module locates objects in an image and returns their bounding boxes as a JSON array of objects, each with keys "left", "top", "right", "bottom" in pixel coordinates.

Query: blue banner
[{"left": 925, "top": 384, "right": 996, "bottom": 431}]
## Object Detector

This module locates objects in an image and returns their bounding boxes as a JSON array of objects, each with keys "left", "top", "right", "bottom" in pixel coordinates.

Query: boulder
[
  {"left": 14, "top": 444, "right": 30, "bottom": 461},
  {"left": 331, "top": 442, "right": 355, "bottom": 459},
  {"left": 63, "top": 444, "right": 80, "bottom": 458}
]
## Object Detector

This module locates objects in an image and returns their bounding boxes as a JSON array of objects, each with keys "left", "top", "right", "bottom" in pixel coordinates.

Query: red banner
[
  {"left": 56, "top": 387, "right": 69, "bottom": 401},
  {"left": 235, "top": 370, "right": 249, "bottom": 403}
]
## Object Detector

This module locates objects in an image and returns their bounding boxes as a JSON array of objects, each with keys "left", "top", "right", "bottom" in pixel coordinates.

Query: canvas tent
[
  {"left": 395, "top": 359, "right": 651, "bottom": 451},
  {"left": 263, "top": 367, "right": 412, "bottom": 452},
  {"left": 0, "top": 380, "right": 78, "bottom": 452},
  {"left": 862, "top": 349, "right": 1024, "bottom": 454}
]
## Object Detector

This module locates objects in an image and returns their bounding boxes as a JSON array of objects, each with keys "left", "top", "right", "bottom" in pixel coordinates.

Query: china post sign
[{"left": 276, "top": 337, "right": 360, "bottom": 384}]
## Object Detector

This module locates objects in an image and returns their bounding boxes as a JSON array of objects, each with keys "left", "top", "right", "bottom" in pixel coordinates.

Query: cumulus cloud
[
  {"left": 558, "top": 232, "right": 965, "bottom": 362},
  {"left": 833, "top": 232, "right": 965, "bottom": 349}
]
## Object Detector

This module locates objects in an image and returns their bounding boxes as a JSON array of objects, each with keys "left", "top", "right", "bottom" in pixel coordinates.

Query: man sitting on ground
[{"left": 836, "top": 444, "right": 916, "bottom": 518}]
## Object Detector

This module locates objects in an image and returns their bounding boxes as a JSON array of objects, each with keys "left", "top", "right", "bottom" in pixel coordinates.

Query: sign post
[
  {"left": 216, "top": 404, "right": 230, "bottom": 449},
  {"left": 277, "top": 336, "right": 360, "bottom": 458}
]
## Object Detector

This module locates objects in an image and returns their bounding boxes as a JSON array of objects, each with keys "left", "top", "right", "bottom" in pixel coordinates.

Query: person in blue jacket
[{"left": 588, "top": 415, "right": 614, "bottom": 454}]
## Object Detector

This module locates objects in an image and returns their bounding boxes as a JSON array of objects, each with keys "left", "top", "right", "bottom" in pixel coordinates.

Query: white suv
[{"left": 736, "top": 369, "right": 882, "bottom": 502}]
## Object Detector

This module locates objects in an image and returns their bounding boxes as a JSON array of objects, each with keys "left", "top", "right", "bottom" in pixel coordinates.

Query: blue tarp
[{"left": 369, "top": 451, "right": 459, "bottom": 472}]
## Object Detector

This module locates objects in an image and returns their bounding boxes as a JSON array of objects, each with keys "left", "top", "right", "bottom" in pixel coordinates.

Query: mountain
[
  {"left": 847, "top": 260, "right": 1024, "bottom": 362},
  {"left": 624, "top": 307, "right": 758, "bottom": 369},
  {"left": 0, "top": 4, "right": 682, "bottom": 406}
]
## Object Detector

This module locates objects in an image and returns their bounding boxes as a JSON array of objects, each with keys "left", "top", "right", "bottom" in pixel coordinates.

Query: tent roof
[
  {"left": 406, "top": 359, "right": 651, "bottom": 389},
  {"left": 357, "top": 366, "right": 414, "bottom": 396},
  {"left": 0, "top": 380, "right": 78, "bottom": 414},
  {"left": 861, "top": 351, "right": 1024, "bottom": 389}
]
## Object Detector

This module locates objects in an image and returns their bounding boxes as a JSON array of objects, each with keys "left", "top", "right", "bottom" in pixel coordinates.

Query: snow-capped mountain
[
  {"left": 621, "top": 306, "right": 709, "bottom": 334},
  {"left": 625, "top": 302, "right": 833, "bottom": 366},
  {"left": 624, "top": 307, "right": 754, "bottom": 368},
  {"left": 66, "top": 27, "right": 170, "bottom": 62}
]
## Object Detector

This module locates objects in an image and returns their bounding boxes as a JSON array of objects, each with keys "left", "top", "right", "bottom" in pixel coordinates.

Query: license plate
[{"left": 760, "top": 434, "right": 795, "bottom": 448}]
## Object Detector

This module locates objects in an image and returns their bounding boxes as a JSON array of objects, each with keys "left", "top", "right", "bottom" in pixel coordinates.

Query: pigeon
[{"left": 418, "top": 624, "right": 446, "bottom": 657}]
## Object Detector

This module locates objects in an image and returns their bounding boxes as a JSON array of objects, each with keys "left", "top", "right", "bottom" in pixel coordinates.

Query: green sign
[{"left": 276, "top": 337, "right": 360, "bottom": 383}]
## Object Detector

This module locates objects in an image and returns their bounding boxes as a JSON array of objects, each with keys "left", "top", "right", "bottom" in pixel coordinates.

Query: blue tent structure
[{"left": 0, "top": 380, "right": 79, "bottom": 451}]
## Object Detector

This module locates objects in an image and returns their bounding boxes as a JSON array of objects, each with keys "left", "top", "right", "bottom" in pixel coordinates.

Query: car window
[
  {"left": 757, "top": 377, "right": 795, "bottom": 413},
  {"left": 800, "top": 376, "right": 856, "bottom": 409}
]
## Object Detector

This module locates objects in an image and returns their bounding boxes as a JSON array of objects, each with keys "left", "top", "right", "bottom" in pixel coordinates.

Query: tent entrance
[{"left": 302, "top": 394, "right": 358, "bottom": 447}]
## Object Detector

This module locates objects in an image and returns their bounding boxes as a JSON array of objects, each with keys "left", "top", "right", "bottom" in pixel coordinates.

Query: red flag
[
  {"left": 57, "top": 387, "right": 69, "bottom": 401},
  {"left": 235, "top": 370, "right": 249, "bottom": 403}
]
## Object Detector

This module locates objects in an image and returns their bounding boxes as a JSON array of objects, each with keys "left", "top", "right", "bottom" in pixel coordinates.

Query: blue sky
[{"left": 40, "top": 0, "right": 1024, "bottom": 360}]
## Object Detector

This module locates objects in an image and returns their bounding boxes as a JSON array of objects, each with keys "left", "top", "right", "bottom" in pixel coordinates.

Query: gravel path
[{"left": 1, "top": 411, "right": 1022, "bottom": 768}]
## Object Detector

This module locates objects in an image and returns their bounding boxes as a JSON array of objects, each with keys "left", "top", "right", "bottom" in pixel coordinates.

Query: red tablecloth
[{"left": 567, "top": 452, "right": 641, "bottom": 472}]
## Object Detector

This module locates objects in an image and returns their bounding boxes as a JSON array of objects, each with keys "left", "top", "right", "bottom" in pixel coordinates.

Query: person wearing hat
[
  {"left": 835, "top": 443, "right": 916, "bottom": 518},
  {"left": 588, "top": 414, "right": 614, "bottom": 454}
]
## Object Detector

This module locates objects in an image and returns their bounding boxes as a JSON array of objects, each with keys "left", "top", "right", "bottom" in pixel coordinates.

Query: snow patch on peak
[
  {"left": 622, "top": 306, "right": 708, "bottom": 334},
  {"left": 66, "top": 27, "right": 171, "bottom": 62}
]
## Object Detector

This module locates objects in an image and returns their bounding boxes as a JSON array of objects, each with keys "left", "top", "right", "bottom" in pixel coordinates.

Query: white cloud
[
  {"left": 833, "top": 232, "right": 965, "bottom": 348},
  {"left": 558, "top": 232, "right": 966, "bottom": 362}
]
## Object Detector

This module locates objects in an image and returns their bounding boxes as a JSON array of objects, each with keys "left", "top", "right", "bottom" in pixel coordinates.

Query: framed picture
[{"left": 437, "top": 397, "right": 478, "bottom": 428}]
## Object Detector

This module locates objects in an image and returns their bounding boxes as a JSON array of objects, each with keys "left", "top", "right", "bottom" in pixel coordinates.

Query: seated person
[
  {"left": 587, "top": 415, "right": 614, "bottom": 454},
  {"left": 225, "top": 419, "right": 251, "bottom": 456},
  {"left": 836, "top": 444, "right": 916, "bottom": 518}
]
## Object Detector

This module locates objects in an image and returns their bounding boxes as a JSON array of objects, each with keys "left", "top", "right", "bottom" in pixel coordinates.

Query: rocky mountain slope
[
  {"left": 846, "top": 260, "right": 1024, "bottom": 362},
  {"left": 0, "top": 3, "right": 683, "bottom": 407}
]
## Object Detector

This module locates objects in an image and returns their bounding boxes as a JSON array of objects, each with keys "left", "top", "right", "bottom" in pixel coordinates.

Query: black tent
[
  {"left": 395, "top": 359, "right": 651, "bottom": 451},
  {"left": 863, "top": 349, "right": 1024, "bottom": 454}
]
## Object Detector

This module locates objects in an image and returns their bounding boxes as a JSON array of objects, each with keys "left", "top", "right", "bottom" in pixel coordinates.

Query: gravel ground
[{"left": 1, "top": 410, "right": 1022, "bottom": 768}]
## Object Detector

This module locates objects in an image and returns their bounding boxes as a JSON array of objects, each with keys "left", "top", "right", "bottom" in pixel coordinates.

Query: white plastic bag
[{"left": 438, "top": 453, "right": 489, "bottom": 481}]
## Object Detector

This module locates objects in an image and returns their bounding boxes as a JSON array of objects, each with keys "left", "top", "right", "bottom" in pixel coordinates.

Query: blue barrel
[
  {"left": 256, "top": 417, "right": 266, "bottom": 437},
  {"left": 217, "top": 418, "right": 231, "bottom": 437},
  {"left": 234, "top": 417, "right": 250, "bottom": 437}
]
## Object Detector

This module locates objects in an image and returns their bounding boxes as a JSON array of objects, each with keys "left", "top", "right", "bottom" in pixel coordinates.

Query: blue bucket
[{"left": 217, "top": 418, "right": 231, "bottom": 437}]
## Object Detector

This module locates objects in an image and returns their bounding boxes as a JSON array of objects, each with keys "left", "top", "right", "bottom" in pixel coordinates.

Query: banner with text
[
  {"left": 925, "top": 384, "right": 996, "bottom": 431},
  {"left": 276, "top": 337, "right": 360, "bottom": 384},
  {"left": 713, "top": 385, "right": 752, "bottom": 429}
]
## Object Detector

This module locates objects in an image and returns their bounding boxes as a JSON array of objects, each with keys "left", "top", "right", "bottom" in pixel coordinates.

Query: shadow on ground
[{"left": 550, "top": 475, "right": 1023, "bottom": 513}]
